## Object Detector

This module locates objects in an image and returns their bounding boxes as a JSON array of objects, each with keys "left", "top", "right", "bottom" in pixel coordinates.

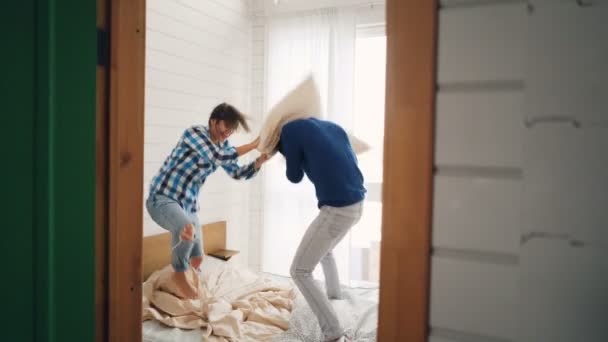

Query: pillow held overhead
[
  {"left": 257, "top": 74, "right": 370, "bottom": 155},
  {"left": 257, "top": 75, "right": 321, "bottom": 154}
]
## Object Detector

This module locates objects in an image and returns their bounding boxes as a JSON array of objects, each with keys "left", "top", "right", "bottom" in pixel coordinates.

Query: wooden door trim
[
  {"left": 377, "top": 1, "right": 437, "bottom": 341},
  {"left": 107, "top": 0, "right": 146, "bottom": 341}
]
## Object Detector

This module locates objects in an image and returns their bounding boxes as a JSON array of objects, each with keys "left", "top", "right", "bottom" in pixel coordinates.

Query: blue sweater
[{"left": 278, "top": 118, "right": 366, "bottom": 208}]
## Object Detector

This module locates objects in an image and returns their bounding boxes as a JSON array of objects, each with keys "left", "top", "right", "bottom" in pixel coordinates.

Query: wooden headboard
[{"left": 142, "top": 220, "right": 227, "bottom": 280}]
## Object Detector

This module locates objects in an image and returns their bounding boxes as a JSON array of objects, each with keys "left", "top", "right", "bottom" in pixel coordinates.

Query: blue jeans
[
  {"left": 146, "top": 193, "right": 203, "bottom": 272},
  {"left": 290, "top": 201, "right": 363, "bottom": 341}
]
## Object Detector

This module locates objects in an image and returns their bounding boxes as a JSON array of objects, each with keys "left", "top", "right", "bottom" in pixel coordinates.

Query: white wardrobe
[
  {"left": 520, "top": 1, "right": 608, "bottom": 341},
  {"left": 430, "top": 1, "right": 608, "bottom": 341}
]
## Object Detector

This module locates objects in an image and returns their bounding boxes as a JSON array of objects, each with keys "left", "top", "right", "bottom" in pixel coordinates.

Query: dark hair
[{"left": 209, "top": 103, "right": 250, "bottom": 132}]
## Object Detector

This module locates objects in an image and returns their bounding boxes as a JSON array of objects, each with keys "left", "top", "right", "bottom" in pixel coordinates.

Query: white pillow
[
  {"left": 347, "top": 133, "right": 370, "bottom": 154},
  {"left": 257, "top": 74, "right": 371, "bottom": 155},
  {"left": 257, "top": 75, "right": 321, "bottom": 154}
]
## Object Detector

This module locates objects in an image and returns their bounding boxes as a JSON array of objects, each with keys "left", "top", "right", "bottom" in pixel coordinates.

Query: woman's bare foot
[{"left": 172, "top": 271, "right": 198, "bottom": 299}]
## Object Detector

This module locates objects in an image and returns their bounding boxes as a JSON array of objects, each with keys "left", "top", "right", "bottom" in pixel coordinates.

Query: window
[
  {"left": 349, "top": 29, "right": 386, "bottom": 286},
  {"left": 353, "top": 34, "right": 386, "bottom": 183}
]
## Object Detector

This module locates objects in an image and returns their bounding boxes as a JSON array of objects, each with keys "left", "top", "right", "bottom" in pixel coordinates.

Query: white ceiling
[{"left": 255, "top": 0, "right": 386, "bottom": 15}]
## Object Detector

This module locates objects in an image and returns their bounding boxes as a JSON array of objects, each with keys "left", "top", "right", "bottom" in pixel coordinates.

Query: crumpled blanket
[
  {"left": 142, "top": 263, "right": 296, "bottom": 341},
  {"left": 257, "top": 75, "right": 370, "bottom": 156}
]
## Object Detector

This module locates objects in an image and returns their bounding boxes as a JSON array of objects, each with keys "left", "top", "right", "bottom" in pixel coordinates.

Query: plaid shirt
[{"left": 149, "top": 125, "right": 258, "bottom": 213}]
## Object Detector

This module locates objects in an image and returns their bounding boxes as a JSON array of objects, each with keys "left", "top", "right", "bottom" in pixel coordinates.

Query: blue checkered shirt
[{"left": 149, "top": 125, "right": 258, "bottom": 213}]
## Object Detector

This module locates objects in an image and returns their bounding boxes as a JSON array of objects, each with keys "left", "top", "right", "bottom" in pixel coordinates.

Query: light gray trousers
[{"left": 290, "top": 201, "right": 363, "bottom": 341}]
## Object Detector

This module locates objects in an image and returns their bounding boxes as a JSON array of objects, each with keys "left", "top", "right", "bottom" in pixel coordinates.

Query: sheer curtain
[{"left": 261, "top": 8, "right": 356, "bottom": 283}]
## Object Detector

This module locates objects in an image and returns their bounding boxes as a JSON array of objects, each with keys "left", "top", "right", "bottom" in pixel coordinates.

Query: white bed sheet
[{"left": 143, "top": 271, "right": 378, "bottom": 342}]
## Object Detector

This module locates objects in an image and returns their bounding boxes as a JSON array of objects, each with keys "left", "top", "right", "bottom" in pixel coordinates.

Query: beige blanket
[{"left": 142, "top": 263, "right": 295, "bottom": 341}]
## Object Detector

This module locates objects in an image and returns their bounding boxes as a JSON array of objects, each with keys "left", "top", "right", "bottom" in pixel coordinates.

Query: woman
[{"left": 146, "top": 103, "right": 269, "bottom": 299}]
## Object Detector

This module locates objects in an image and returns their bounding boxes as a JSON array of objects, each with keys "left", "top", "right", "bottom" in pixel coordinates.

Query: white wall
[
  {"left": 143, "top": 0, "right": 256, "bottom": 268},
  {"left": 247, "top": 5, "right": 267, "bottom": 271}
]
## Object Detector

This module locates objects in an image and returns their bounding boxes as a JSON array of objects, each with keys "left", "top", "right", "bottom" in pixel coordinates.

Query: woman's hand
[{"left": 255, "top": 153, "right": 271, "bottom": 169}]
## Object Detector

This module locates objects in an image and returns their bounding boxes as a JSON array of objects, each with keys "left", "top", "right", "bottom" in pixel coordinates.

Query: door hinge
[{"left": 97, "top": 28, "right": 109, "bottom": 67}]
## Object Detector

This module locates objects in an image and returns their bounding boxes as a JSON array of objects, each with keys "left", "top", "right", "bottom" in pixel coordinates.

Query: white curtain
[{"left": 261, "top": 8, "right": 356, "bottom": 282}]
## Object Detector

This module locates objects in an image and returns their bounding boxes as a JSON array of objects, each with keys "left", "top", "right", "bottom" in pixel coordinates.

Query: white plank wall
[
  {"left": 143, "top": 0, "right": 257, "bottom": 268},
  {"left": 246, "top": 7, "right": 267, "bottom": 271},
  {"left": 430, "top": 1, "right": 527, "bottom": 341}
]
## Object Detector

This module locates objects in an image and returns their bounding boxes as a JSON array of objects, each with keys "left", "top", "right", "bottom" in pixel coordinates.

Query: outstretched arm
[
  {"left": 235, "top": 136, "right": 260, "bottom": 156},
  {"left": 221, "top": 153, "right": 270, "bottom": 180}
]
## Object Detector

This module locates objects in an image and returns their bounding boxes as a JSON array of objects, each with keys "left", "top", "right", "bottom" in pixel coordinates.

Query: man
[
  {"left": 146, "top": 103, "right": 269, "bottom": 299},
  {"left": 278, "top": 117, "right": 365, "bottom": 342}
]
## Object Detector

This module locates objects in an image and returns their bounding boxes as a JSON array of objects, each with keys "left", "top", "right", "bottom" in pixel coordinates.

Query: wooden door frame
[
  {"left": 378, "top": 0, "right": 437, "bottom": 340},
  {"left": 101, "top": 0, "right": 436, "bottom": 341},
  {"left": 103, "top": 0, "right": 146, "bottom": 341}
]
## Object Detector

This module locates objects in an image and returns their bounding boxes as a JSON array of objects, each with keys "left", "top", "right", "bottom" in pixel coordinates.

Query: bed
[{"left": 142, "top": 221, "right": 378, "bottom": 342}]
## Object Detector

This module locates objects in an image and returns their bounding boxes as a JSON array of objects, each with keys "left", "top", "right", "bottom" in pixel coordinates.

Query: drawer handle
[
  {"left": 576, "top": 0, "right": 594, "bottom": 7},
  {"left": 524, "top": 116, "right": 581, "bottom": 128},
  {"left": 521, "top": 231, "right": 585, "bottom": 247},
  {"left": 528, "top": 1, "right": 594, "bottom": 14}
]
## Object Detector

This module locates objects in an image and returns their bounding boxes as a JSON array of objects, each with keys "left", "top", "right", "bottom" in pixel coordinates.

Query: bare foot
[{"left": 172, "top": 271, "right": 198, "bottom": 299}]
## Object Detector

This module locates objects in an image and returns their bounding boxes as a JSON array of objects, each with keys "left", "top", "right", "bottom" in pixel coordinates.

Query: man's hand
[{"left": 255, "top": 153, "right": 271, "bottom": 169}]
